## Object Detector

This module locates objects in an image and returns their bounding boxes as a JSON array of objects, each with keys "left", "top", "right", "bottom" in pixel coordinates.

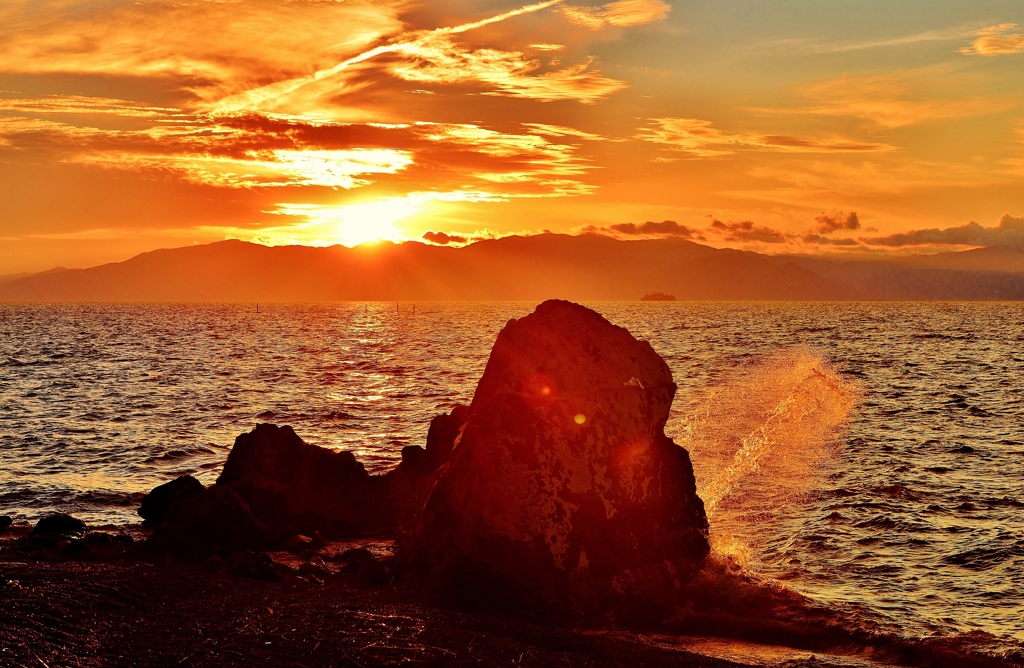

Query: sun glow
[{"left": 271, "top": 199, "right": 423, "bottom": 246}]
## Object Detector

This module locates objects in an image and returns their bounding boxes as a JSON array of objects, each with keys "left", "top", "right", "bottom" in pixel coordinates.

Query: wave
[
  {"left": 674, "top": 347, "right": 859, "bottom": 556},
  {"left": 663, "top": 555, "right": 1024, "bottom": 667}
]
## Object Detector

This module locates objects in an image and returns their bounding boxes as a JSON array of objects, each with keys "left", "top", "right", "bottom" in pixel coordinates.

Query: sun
[
  {"left": 261, "top": 197, "right": 424, "bottom": 247},
  {"left": 331, "top": 198, "right": 421, "bottom": 246}
]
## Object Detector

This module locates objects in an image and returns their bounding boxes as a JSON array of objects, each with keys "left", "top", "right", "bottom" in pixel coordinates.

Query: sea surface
[{"left": 1, "top": 302, "right": 1022, "bottom": 656}]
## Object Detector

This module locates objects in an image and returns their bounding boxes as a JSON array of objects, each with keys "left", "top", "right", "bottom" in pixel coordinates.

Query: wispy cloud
[
  {"left": 559, "top": 0, "right": 670, "bottom": 30},
  {"left": 636, "top": 118, "right": 893, "bottom": 156},
  {"left": 960, "top": 23, "right": 1024, "bottom": 56},
  {"left": 522, "top": 123, "right": 607, "bottom": 140},
  {"left": 740, "top": 25, "right": 977, "bottom": 57},
  {"left": 211, "top": 0, "right": 627, "bottom": 114},
  {"left": 0, "top": 95, "right": 187, "bottom": 119},
  {"left": 792, "top": 69, "right": 1011, "bottom": 128}
]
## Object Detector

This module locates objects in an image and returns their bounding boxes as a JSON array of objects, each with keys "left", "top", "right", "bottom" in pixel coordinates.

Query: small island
[{"left": 641, "top": 292, "right": 677, "bottom": 301}]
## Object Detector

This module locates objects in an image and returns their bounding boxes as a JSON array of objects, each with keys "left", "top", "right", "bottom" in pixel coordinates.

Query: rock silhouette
[
  {"left": 397, "top": 300, "right": 709, "bottom": 623},
  {"left": 32, "top": 513, "right": 86, "bottom": 536},
  {"left": 138, "top": 475, "right": 205, "bottom": 526},
  {"left": 217, "top": 424, "right": 383, "bottom": 535},
  {"left": 146, "top": 485, "right": 261, "bottom": 558},
  {"left": 141, "top": 407, "right": 470, "bottom": 555}
]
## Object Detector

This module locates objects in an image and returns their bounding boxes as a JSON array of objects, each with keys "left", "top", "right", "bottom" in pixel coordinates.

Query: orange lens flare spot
[
  {"left": 613, "top": 440, "right": 650, "bottom": 468},
  {"left": 574, "top": 414, "right": 586, "bottom": 425},
  {"left": 541, "top": 386, "right": 551, "bottom": 396}
]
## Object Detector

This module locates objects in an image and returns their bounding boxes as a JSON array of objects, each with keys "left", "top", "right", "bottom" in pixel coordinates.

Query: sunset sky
[{"left": 2, "top": 0, "right": 1024, "bottom": 274}]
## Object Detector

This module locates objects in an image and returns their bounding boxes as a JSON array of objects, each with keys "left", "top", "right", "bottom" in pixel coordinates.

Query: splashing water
[{"left": 672, "top": 348, "right": 859, "bottom": 561}]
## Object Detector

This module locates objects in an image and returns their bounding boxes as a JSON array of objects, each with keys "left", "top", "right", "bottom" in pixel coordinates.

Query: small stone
[
  {"left": 202, "top": 555, "right": 226, "bottom": 573},
  {"left": 281, "top": 574, "right": 313, "bottom": 588},
  {"left": 59, "top": 539, "right": 93, "bottom": 560},
  {"left": 84, "top": 532, "right": 114, "bottom": 547},
  {"left": 298, "top": 557, "right": 330, "bottom": 579},
  {"left": 32, "top": 513, "right": 86, "bottom": 536},
  {"left": 0, "top": 516, "right": 13, "bottom": 530},
  {"left": 271, "top": 560, "right": 297, "bottom": 579},
  {"left": 254, "top": 553, "right": 283, "bottom": 582},
  {"left": 286, "top": 534, "right": 313, "bottom": 554},
  {"left": 225, "top": 549, "right": 256, "bottom": 578},
  {"left": 138, "top": 475, "right": 205, "bottom": 526},
  {"left": 334, "top": 547, "right": 374, "bottom": 563}
]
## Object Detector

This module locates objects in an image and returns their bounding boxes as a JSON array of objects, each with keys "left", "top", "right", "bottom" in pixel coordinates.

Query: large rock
[
  {"left": 398, "top": 300, "right": 709, "bottom": 623},
  {"left": 138, "top": 475, "right": 205, "bottom": 526},
  {"left": 217, "top": 424, "right": 385, "bottom": 535}
]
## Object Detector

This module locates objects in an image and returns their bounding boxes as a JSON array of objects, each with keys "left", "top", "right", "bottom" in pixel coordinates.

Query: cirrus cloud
[
  {"left": 559, "top": 0, "right": 670, "bottom": 30},
  {"left": 960, "top": 24, "right": 1024, "bottom": 56},
  {"left": 637, "top": 118, "right": 893, "bottom": 156}
]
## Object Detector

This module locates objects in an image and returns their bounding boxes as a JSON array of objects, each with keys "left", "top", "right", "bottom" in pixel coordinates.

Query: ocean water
[{"left": 1, "top": 302, "right": 1022, "bottom": 652}]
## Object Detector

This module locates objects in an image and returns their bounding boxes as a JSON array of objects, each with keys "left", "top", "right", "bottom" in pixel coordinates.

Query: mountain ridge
[{"left": 1, "top": 234, "right": 1022, "bottom": 301}]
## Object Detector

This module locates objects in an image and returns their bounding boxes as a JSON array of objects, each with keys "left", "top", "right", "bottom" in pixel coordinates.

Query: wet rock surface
[{"left": 398, "top": 300, "right": 710, "bottom": 623}]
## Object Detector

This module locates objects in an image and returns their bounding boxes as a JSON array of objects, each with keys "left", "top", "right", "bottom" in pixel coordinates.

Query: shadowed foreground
[{"left": 0, "top": 536, "right": 745, "bottom": 668}]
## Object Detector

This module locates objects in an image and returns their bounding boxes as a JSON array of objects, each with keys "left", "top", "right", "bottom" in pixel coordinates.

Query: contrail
[{"left": 211, "top": 0, "right": 565, "bottom": 114}]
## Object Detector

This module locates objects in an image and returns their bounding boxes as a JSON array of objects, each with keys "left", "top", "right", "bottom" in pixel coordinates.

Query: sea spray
[{"left": 671, "top": 347, "right": 859, "bottom": 561}]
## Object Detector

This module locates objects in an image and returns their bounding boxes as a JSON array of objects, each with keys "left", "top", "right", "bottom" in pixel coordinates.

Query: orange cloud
[
  {"left": 211, "top": 1, "right": 628, "bottom": 114},
  {"left": 0, "top": 0, "right": 401, "bottom": 85},
  {"left": 559, "top": 0, "right": 671, "bottom": 29},
  {"left": 0, "top": 95, "right": 186, "bottom": 119},
  {"left": 0, "top": 110, "right": 598, "bottom": 198},
  {"left": 637, "top": 118, "right": 892, "bottom": 156},
  {"left": 522, "top": 123, "right": 608, "bottom": 140},
  {"left": 605, "top": 220, "right": 703, "bottom": 239},
  {"left": 960, "top": 24, "right": 1024, "bottom": 56},
  {"left": 814, "top": 209, "right": 861, "bottom": 233},
  {"left": 422, "top": 230, "right": 468, "bottom": 245}
]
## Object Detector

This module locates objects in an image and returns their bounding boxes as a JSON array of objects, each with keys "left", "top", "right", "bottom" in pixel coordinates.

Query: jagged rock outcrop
[
  {"left": 141, "top": 408, "right": 470, "bottom": 548},
  {"left": 216, "top": 424, "right": 384, "bottom": 535},
  {"left": 397, "top": 300, "right": 709, "bottom": 623}
]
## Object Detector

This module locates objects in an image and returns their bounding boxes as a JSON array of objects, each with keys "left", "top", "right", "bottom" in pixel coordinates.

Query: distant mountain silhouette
[{"left": 1, "top": 234, "right": 1022, "bottom": 301}]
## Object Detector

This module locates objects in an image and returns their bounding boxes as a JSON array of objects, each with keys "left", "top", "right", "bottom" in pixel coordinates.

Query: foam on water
[{"left": 675, "top": 348, "right": 859, "bottom": 560}]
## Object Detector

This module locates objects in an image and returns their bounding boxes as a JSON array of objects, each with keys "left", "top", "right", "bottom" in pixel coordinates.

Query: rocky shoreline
[
  {"left": 0, "top": 527, "right": 736, "bottom": 668},
  {"left": 1, "top": 301, "right": 1019, "bottom": 668}
]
